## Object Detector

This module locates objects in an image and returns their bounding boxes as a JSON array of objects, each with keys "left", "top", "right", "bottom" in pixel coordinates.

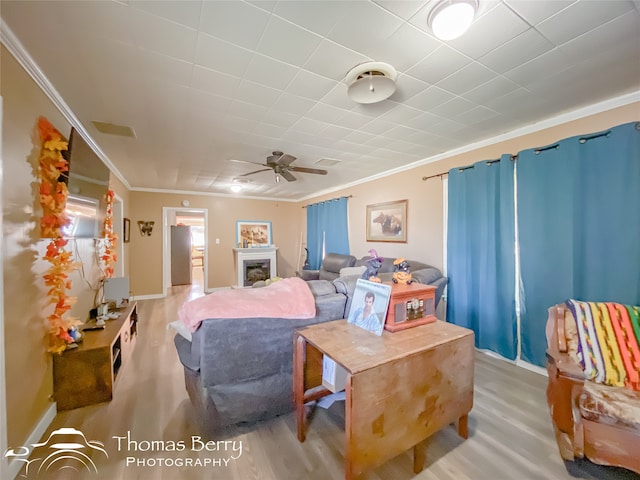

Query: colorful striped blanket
[{"left": 566, "top": 300, "right": 640, "bottom": 391}]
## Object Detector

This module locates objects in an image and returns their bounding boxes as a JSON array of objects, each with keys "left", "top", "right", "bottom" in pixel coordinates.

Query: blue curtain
[
  {"left": 518, "top": 122, "right": 640, "bottom": 366},
  {"left": 306, "top": 197, "right": 350, "bottom": 269},
  {"left": 447, "top": 155, "right": 517, "bottom": 360}
]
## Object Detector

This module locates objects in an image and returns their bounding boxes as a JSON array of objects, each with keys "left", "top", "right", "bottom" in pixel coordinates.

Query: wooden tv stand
[{"left": 53, "top": 302, "right": 138, "bottom": 410}]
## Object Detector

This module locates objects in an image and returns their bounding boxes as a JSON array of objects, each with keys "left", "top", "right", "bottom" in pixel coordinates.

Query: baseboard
[
  {"left": 130, "top": 293, "right": 165, "bottom": 301},
  {"left": 7, "top": 402, "right": 57, "bottom": 480},
  {"left": 479, "top": 349, "right": 547, "bottom": 377}
]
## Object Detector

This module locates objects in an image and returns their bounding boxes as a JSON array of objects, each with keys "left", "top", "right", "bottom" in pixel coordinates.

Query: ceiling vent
[
  {"left": 345, "top": 61, "right": 398, "bottom": 104},
  {"left": 92, "top": 121, "right": 136, "bottom": 138}
]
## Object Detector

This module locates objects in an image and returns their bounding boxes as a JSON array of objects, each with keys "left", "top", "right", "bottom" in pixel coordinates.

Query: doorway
[{"left": 162, "top": 207, "right": 208, "bottom": 297}]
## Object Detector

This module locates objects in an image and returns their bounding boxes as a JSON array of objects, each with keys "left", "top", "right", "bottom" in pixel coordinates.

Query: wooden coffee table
[{"left": 293, "top": 319, "right": 474, "bottom": 479}]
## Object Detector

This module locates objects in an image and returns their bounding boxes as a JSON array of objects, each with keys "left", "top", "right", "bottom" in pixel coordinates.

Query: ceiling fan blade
[
  {"left": 231, "top": 159, "right": 268, "bottom": 167},
  {"left": 290, "top": 166, "right": 328, "bottom": 175},
  {"left": 277, "top": 153, "right": 297, "bottom": 167},
  {"left": 240, "top": 168, "right": 272, "bottom": 177},
  {"left": 280, "top": 170, "right": 297, "bottom": 182}
]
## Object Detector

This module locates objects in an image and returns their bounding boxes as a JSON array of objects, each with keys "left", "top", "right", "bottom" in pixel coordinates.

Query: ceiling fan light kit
[
  {"left": 345, "top": 61, "right": 398, "bottom": 104},
  {"left": 428, "top": 0, "right": 478, "bottom": 41}
]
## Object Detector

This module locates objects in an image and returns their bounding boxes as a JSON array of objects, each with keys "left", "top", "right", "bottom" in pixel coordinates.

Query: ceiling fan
[{"left": 233, "top": 151, "right": 328, "bottom": 182}]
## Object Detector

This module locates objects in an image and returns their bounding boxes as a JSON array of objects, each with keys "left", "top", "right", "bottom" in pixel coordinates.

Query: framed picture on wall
[
  {"left": 123, "top": 218, "right": 131, "bottom": 243},
  {"left": 366, "top": 199, "right": 407, "bottom": 242},
  {"left": 236, "top": 220, "right": 272, "bottom": 247}
]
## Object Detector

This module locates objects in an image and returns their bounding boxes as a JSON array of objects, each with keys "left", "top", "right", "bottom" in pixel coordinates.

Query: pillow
[{"left": 339, "top": 265, "right": 367, "bottom": 277}]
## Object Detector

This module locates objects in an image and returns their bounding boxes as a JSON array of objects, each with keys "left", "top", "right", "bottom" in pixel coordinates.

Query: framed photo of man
[{"left": 347, "top": 279, "right": 392, "bottom": 336}]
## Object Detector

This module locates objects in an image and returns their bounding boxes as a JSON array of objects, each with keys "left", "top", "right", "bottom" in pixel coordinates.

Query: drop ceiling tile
[
  {"left": 437, "top": 62, "right": 496, "bottom": 95},
  {"left": 304, "top": 40, "right": 369, "bottom": 81},
  {"left": 199, "top": 1, "right": 270, "bottom": 50},
  {"left": 373, "top": 0, "right": 426, "bottom": 20},
  {"left": 235, "top": 80, "right": 282, "bottom": 108},
  {"left": 270, "top": 93, "right": 316, "bottom": 115},
  {"left": 372, "top": 22, "right": 441, "bottom": 72},
  {"left": 503, "top": 48, "right": 572, "bottom": 86},
  {"left": 286, "top": 70, "right": 337, "bottom": 100},
  {"left": 326, "top": 1, "right": 403, "bottom": 55},
  {"left": 227, "top": 99, "right": 269, "bottom": 120},
  {"left": 448, "top": 2, "right": 530, "bottom": 59},
  {"left": 290, "top": 117, "right": 331, "bottom": 135},
  {"left": 403, "top": 112, "right": 445, "bottom": 131},
  {"left": 195, "top": 33, "right": 253, "bottom": 77},
  {"left": 261, "top": 110, "right": 300, "bottom": 128},
  {"left": 130, "top": 0, "right": 202, "bottom": 29},
  {"left": 425, "top": 117, "right": 467, "bottom": 137},
  {"left": 343, "top": 130, "right": 378, "bottom": 144},
  {"left": 389, "top": 74, "right": 432, "bottom": 103},
  {"left": 404, "top": 86, "right": 456, "bottom": 110},
  {"left": 503, "top": 0, "right": 574, "bottom": 26},
  {"left": 558, "top": 10, "right": 640, "bottom": 59},
  {"left": 460, "top": 105, "right": 501, "bottom": 125},
  {"left": 380, "top": 104, "right": 423, "bottom": 123},
  {"left": 191, "top": 65, "right": 241, "bottom": 97},
  {"left": 462, "top": 76, "right": 520, "bottom": 105},
  {"left": 359, "top": 118, "right": 397, "bottom": 135},
  {"left": 406, "top": 45, "right": 471, "bottom": 84},
  {"left": 479, "top": 28, "right": 555, "bottom": 74},
  {"left": 137, "top": 49, "right": 193, "bottom": 86},
  {"left": 384, "top": 125, "right": 421, "bottom": 141},
  {"left": 257, "top": 16, "right": 324, "bottom": 67},
  {"left": 243, "top": 54, "right": 300, "bottom": 90},
  {"left": 332, "top": 111, "right": 373, "bottom": 130},
  {"left": 350, "top": 99, "right": 399, "bottom": 118},
  {"left": 430, "top": 97, "right": 477, "bottom": 118},
  {"left": 320, "top": 84, "right": 357, "bottom": 110},
  {"left": 306, "top": 103, "right": 349, "bottom": 124},
  {"left": 272, "top": 0, "right": 347, "bottom": 36},
  {"left": 537, "top": 0, "right": 635, "bottom": 46},
  {"left": 130, "top": 8, "right": 198, "bottom": 61}
]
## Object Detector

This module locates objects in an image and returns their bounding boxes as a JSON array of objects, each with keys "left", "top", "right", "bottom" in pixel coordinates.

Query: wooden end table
[{"left": 293, "top": 319, "right": 474, "bottom": 479}]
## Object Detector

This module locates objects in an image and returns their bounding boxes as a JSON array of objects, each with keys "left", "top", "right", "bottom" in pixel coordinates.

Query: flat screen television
[{"left": 61, "top": 128, "right": 111, "bottom": 238}]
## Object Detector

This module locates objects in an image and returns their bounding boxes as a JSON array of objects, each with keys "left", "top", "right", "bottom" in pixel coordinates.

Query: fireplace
[
  {"left": 233, "top": 247, "right": 278, "bottom": 287},
  {"left": 244, "top": 259, "right": 270, "bottom": 286}
]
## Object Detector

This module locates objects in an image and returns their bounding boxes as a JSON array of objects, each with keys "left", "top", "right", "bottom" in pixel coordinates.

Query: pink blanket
[{"left": 179, "top": 277, "right": 316, "bottom": 332}]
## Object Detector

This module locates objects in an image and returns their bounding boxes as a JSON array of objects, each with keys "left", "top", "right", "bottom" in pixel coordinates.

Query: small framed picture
[
  {"left": 366, "top": 199, "right": 407, "bottom": 242},
  {"left": 236, "top": 220, "right": 272, "bottom": 247},
  {"left": 123, "top": 218, "right": 131, "bottom": 243},
  {"left": 347, "top": 279, "right": 392, "bottom": 336}
]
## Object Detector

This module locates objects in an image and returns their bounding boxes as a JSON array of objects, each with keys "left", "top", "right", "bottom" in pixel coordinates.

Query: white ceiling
[{"left": 2, "top": 0, "right": 639, "bottom": 201}]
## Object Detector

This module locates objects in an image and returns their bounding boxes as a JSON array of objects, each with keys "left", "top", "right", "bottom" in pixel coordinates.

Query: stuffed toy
[
  {"left": 392, "top": 257, "right": 413, "bottom": 284},
  {"left": 362, "top": 249, "right": 383, "bottom": 283}
]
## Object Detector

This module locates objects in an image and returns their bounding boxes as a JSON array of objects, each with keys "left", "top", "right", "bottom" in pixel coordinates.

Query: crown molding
[{"left": 1, "top": 19, "right": 131, "bottom": 190}]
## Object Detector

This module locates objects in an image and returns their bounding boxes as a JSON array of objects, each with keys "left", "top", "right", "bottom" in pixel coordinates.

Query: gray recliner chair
[{"left": 298, "top": 252, "right": 356, "bottom": 281}]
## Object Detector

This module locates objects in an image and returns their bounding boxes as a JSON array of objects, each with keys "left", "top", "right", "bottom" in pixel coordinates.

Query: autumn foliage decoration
[
  {"left": 37, "top": 117, "right": 80, "bottom": 353},
  {"left": 102, "top": 189, "right": 118, "bottom": 278}
]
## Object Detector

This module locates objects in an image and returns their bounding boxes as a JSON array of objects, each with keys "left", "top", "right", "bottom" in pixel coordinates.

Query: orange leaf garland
[
  {"left": 102, "top": 189, "right": 118, "bottom": 278},
  {"left": 37, "top": 117, "right": 79, "bottom": 353}
]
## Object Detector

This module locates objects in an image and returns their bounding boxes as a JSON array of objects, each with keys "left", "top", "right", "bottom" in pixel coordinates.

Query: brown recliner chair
[{"left": 545, "top": 302, "right": 640, "bottom": 474}]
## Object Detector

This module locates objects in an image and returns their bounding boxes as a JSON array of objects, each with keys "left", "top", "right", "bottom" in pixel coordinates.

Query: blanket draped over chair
[
  {"left": 179, "top": 277, "right": 316, "bottom": 332},
  {"left": 565, "top": 299, "right": 640, "bottom": 391}
]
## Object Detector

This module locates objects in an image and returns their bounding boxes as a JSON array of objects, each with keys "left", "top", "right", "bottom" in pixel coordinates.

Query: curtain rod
[
  {"left": 422, "top": 131, "right": 614, "bottom": 182},
  {"left": 302, "top": 195, "right": 353, "bottom": 208}
]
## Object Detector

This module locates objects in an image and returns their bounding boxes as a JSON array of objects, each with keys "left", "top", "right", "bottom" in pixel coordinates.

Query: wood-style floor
[{"left": 23, "top": 268, "right": 640, "bottom": 480}]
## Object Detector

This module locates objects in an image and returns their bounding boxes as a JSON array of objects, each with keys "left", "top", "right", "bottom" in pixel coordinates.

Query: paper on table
[{"left": 317, "top": 390, "right": 346, "bottom": 409}]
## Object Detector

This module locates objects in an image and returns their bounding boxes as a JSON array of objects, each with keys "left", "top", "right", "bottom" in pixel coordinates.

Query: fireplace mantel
[{"left": 233, "top": 247, "right": 278, "bottom": 287}]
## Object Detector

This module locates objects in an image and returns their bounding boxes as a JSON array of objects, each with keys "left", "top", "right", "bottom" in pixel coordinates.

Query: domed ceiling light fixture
[
  {"left": 345, "top": 62, "right": 398, "bottom": 104},
  {"left": 428, "top": 0, "right": 478, "bottom": 41}
]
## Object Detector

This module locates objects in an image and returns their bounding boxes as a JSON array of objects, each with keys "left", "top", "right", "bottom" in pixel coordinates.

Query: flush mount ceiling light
[
  {"left": 428, "top": 0, "right": 478, "bottom": 41},
  {"left": 345, "top": 62, "right": 398, "bottom": 104},
  {"left": 230, "top": 178, "right": 250, "bottom": 193}
]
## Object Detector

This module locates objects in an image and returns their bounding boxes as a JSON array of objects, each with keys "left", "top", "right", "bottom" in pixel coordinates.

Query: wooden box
[{"left": 384, "top": 283, "right": 437, "bottom": 332}]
